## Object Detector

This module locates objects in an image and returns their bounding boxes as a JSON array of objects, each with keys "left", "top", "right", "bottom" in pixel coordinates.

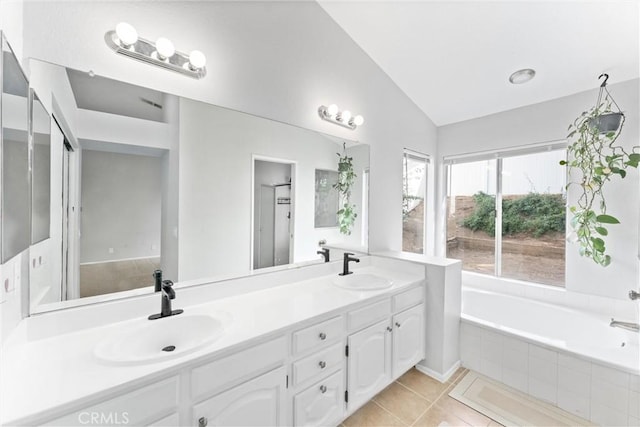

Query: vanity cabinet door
[
  {"left": 192, "top": 366, "right": 287, "bottom": 427},
  {"left": 293, "top": 370, "right": 344, "bottom": 427},
  {"left": 347, "top": 320, "right": 392, "bottom": 411},
  {"left": 392, "top": 304, "right": 425, "bottom": 377}
]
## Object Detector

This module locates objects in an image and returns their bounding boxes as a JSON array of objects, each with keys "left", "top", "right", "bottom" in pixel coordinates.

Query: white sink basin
[
  {"left": 332, "top": 273, "right": 393, "bottom": 291},
  {"left": 94, "top": 314, "right": 227, "bottom": 365}
]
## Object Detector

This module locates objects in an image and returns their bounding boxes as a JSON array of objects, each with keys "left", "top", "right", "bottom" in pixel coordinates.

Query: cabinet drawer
[
  {"left": 191, "top": 336, "right": 286, "bottom": 401},
  {"left": 294, "top": 370, "right": 344, "bottom": 427},
  {"left": 292, "top": 316, "right": 343, "bottom": 356},
  {"left": 393, "top": 285, "right": 423, "bottom": 313},
  {"left": 45, "top": 377, "right": 178, "bottom": 426},
  {"left": 348, "top": 299, "right": 391, "bottom": 332},
  {"left": 292, "top": 342, "right": 343, "bottom": 387}
]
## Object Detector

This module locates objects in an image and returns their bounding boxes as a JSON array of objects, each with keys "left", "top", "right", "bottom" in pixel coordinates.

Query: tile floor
[
  {"left": 79, "top": 257, "right": 161, "bottom": 297},
  {"left": 342, "top": 367, "right": 502, "bottom": 427}
]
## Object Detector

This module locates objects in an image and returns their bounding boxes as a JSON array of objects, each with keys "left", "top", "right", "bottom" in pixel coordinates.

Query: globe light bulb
[
  {"left": 115, "top": 22, "right": 138, "bottom": 47},
  {"left": 341, "top": 110, "right": 352, "bottom": 123},
  {"left": 188, "top": 50, "right": 206, "bottom": 69},
  {"left": 327, "top": 104, "right": 339, "bottom": 117},
  {"left": 352, "top": 115, "right": 364, "bottom": 126},
  {"left": 155, "top": 37, "right": 175, "bottom": 60}
]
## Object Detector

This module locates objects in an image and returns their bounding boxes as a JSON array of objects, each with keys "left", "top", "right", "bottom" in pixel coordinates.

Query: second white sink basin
[
  {"left": 94, "top": 313, "right": 227, "bottom": 365},
  {"left": 332, "top": 273, "right": 393, "bottom": 291}
]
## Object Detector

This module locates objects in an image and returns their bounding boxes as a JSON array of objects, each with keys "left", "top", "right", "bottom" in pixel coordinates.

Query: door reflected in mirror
[
  {"left": 2, "top": 34, "right": 30, "bottom": 262},
  {"left": 27, "top": 59, "right": 370, "bottom": 312}
]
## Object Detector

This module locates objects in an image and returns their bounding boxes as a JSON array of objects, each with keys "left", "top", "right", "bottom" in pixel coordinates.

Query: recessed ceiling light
[{"left": 509, "top": 68, "right": 536, "bottom": 84}]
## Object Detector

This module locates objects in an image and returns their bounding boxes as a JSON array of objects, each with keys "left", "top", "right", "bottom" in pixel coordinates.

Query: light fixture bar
[
  {"left": 318, "top": 105, "right": 364, "bottom": 130},
  {"left": 104, "top": 30, "right": 206, "bottom": 79}
]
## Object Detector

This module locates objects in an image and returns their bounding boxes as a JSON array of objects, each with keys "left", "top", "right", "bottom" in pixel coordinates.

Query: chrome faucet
[
  {"left": 629, "top": 290, "right": 639, "bottom": 300},
  {"left": 340, "top": 252, "right": 360, "bottom": 276},
  {"left": 610, "top": 318, "right": 639, "bottom": 332},
  {"left": 149, "top": 280, "right": 184, "bottom": 320}
]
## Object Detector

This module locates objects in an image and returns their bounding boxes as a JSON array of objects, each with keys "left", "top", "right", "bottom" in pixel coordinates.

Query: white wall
[
  {"left": 80, "top": 150, "right": 161, "bottom": 263},
  {"left": 0, "top": 0, "right": 24, "bottom": 63},
  {"left": 178, "top": 99, "right": 366, "bottom": 281},
  {"left": 21, "top": 0, "right": 437, "bottom": 257},
  {"left": 438, "top": 79, "right": 639, "bottom": 300}
]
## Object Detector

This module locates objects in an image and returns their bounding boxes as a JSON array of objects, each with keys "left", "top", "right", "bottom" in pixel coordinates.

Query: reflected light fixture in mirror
[
  {"left": 105, "top": 22, "right": 207, "bottom": 79},
  {"left": 318, "top": 104, "right": 364, "bottom": 130}
]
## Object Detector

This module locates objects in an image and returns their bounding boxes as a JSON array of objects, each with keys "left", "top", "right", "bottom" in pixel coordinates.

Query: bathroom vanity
[{"left": 1, "top": 256, "right": 428, "bottom": 426}]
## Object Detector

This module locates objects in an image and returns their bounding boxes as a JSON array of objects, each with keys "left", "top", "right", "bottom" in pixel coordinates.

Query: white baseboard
[{"left": 416, "top": 360, "right": 461, "bottom": 383}]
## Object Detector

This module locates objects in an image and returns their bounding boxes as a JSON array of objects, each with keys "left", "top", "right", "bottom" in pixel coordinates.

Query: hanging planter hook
[{"left": 598, "top": 73, "right": 609, "bottom": 88}]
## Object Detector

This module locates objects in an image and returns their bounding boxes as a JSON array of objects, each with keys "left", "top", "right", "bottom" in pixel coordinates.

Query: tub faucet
[
  {"left": 629, "top": 290, "right": 639, "bottom": 300},
  {"left": 317, "top": 248, "right": 330, "bottom": 263},
  {"left": 610, "top": 318, "right": 639, "bottom": 332},
  {"left": 149, "top": 280, "right": 184, "bottom": 320},
  {"left": 340, "top": 252, "right": 360, "bottom": 276}
]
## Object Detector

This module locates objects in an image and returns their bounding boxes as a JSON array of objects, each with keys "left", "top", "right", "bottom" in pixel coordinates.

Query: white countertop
[{"left": 1, "top": 264, "right": 423, "bottom": 424}]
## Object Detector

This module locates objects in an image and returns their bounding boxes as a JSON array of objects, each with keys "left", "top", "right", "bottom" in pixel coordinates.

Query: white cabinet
[
  {"left": 192, "top": 366, "right": 287, "bottom": 427},
  {"left": 293, "top": 370, "right": 344, "bottom": 427},
  {"left": 347, "top": 319, "right": 392, "bottom": 410},
  {"left": 392, "top": 304, "right": 425, "bottom": 377}
]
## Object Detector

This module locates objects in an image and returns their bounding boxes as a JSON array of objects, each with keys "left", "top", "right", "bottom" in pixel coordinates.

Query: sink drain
[{"left": 162, "top": 345, "right": 176, "bottom": 352}]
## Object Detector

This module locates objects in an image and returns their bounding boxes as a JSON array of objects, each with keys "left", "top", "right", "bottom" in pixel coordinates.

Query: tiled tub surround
[
  {"left": 1, "top": 256, "right": 427, "bottom": 425},
  {"left": 460, "top": 287, "right": 640, "bottom": 427}
]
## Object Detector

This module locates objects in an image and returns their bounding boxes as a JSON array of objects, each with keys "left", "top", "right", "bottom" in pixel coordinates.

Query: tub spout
[{"left": 610, "top": 318, "right": 640, "bottom": 332}]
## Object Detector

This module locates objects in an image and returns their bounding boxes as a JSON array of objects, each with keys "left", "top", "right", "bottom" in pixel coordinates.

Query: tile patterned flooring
[
  {"left": 343, "top": 367, "right": 502, "bottom": 427},
  {"left": 79, "top": 258, "right": 161, "bottom": 297}
]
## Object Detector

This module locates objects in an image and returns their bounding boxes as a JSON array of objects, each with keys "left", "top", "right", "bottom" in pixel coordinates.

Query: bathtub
[
  {"left": 462, "top": 287, "right": 639, "bottom": 373},
  {"left": 460, "top": 287, "right": 640, "bottom": 426}
]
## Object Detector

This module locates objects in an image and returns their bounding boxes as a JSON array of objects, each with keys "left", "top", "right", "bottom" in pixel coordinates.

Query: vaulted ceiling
[{"left": 319, "top": 1, "right": 639, "bottom": 125}]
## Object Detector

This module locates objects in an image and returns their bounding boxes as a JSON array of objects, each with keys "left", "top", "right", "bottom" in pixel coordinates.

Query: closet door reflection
[{"left": 1, "top": 35, "right": 30, "bottom": 262}]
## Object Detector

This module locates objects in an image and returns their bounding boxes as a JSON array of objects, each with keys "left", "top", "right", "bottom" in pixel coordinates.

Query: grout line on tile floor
[
  {"left": 407, "top": 370, "right": 471, "bottom": 427},
  {"left": 371, "top": 400, "right": 409, "bottom": 426}
]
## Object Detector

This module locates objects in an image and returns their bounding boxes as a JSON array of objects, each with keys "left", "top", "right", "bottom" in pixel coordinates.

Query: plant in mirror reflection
[
  {"left": 561, "top": 75, "right": 639, "bottom": 267},
  {"left": 334, "top": 143, "right": 357, "bottom": 235}
]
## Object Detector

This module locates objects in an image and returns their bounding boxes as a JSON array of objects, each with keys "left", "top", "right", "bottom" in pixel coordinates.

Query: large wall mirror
[
  {"left": 1, "top": 33, "right": 31, "bottom": 263},
  {"left": 28, "top": 59, "right": 369, "bottom": 313}
]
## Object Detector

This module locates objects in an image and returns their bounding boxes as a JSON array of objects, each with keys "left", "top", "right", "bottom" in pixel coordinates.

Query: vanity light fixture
[
  {"left": 105, "top": 22, "right": 207, "bottom": 79},
  {"left": 318, "top": 104, "right": 364, "bottom": 130}
]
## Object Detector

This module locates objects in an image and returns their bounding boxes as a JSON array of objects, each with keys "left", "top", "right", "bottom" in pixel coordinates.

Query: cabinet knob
[
  {"left": 386, "top": 326, "right": 393, "bottom": 332},
  {"left": 319, "top": 360, "right": 327, "bottom": 369},
  {"left": 199, "top": 417, "right": 208, "bottom": 427},
  {"left": 395, "top": 322, "right": 401, "bottom": 328},
  {"left": 319, "top": 332, "right": 327, "bottom": 340},
  {"left": 320, "top": 385, "right": 327, "bottom": 393}
]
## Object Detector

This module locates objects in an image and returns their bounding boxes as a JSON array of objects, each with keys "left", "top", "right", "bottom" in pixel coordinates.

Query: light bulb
[
  {"left": 155, "top": 37, "right": 175, "bottom": 60},
  {"left": 352, "top": 115, "right": 364, "bottom": 126},
  {"left": 188, "top": 50, "right": 206, "bottom": 69},
  {"left": 340, "top": 110, "right": 352, "bottom": 123},
  {"left": 115, "top": 22, "right": 138, "bottom": 47},
  {"left": 327, "top": 104, "right": 339, "bottom": 117}
]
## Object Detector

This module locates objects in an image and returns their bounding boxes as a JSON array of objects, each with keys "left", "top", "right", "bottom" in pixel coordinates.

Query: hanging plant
[
  {"left": 561, "top": 74, "right": 639, "bottom": 266},
  {"left": 333, "top": 143, "right": 358, "bottom": 235}
]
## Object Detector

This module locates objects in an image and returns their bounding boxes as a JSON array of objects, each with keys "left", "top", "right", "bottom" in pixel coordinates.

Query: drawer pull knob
[
  {"left": 319, "top": 332, "right": 327, "bottom": 340},
  {"left": 387, "top": 326, "right": 393, "bottom": 332},
  {"left": 320, "top": 385, "right": 327, "bottom": 393},
  {"left": 319, "top": 361, "right": 327, "bottom": 369},
  {"left": 199, "top": 417, "right": 208, "bottom": 427},
  {"left": 395, "top": 322, "right": 401, "bottom": 328}
]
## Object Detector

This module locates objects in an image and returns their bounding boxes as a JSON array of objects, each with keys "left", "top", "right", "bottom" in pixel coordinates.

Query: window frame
[
  {"left": 444, "top": 141, "right": 567, "bottom": 285},
  {"left": 402, "top": 148, "right": 430, "bottom": 254}
]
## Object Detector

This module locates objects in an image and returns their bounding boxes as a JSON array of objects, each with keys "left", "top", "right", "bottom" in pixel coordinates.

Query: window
[
  {"left": 446, "top": 146, "right": 566, "bottom": 287},
  {"left": 403, "top": 150, "right": 429, "bottom": 254}
]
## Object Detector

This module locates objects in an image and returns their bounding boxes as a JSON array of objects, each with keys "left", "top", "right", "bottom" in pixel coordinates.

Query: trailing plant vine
[
  {"left": 561, "top": 75, "right": 639, "bottom": 266},
  {"left": 333, "top": 143, "right": 358, "bottom": 235}
]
